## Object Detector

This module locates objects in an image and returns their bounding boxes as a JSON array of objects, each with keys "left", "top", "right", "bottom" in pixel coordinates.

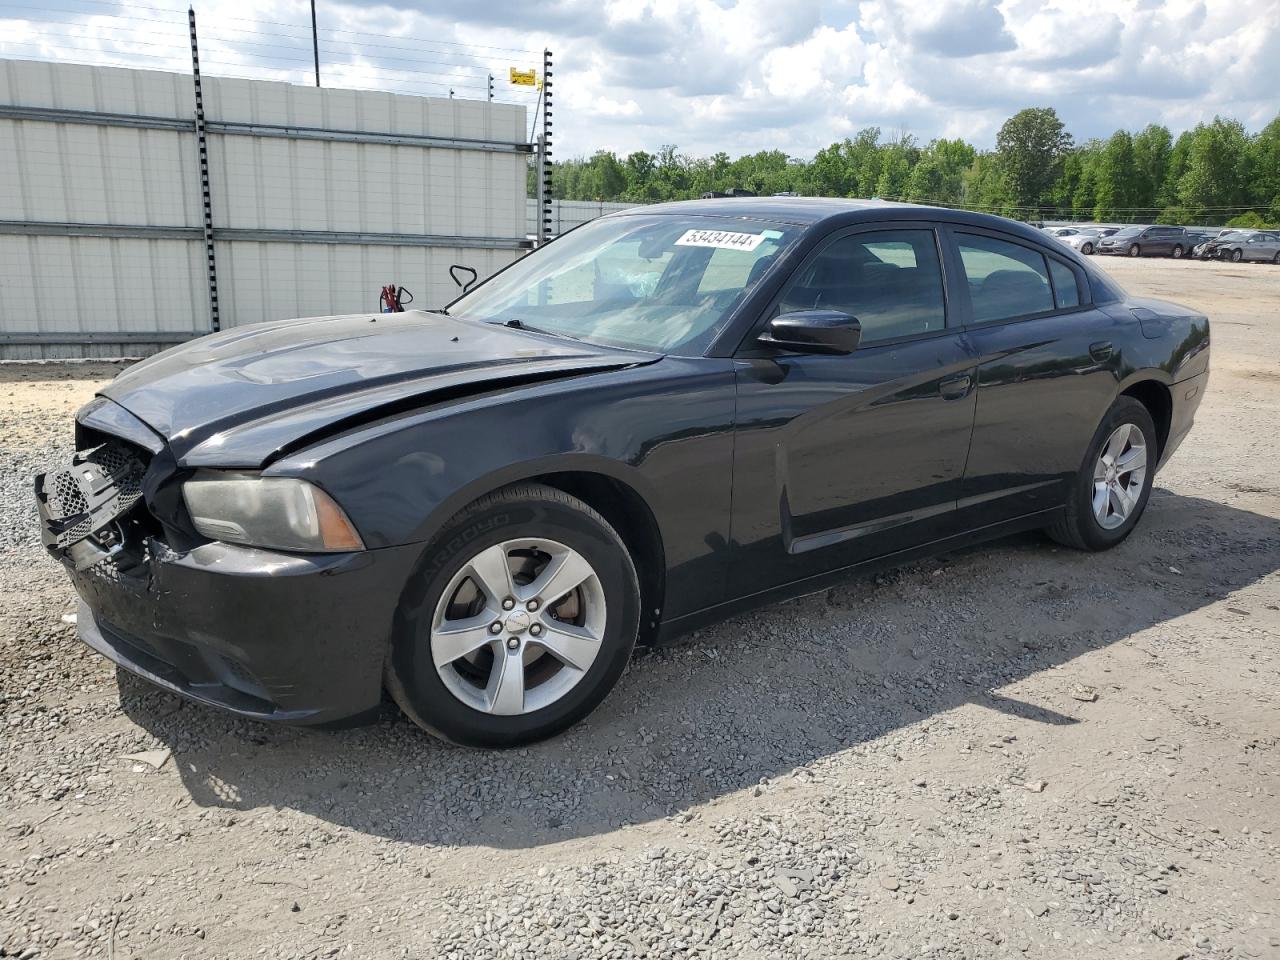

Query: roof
[
  {"left": 614, "top": 196, "right": 909, "bottom": 225},
  {"left": 607, "top": 196, "right": 1050, "bottom": 241}
]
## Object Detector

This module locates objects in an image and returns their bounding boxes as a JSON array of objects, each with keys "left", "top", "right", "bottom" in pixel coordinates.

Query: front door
[{"left": 729, "top": 225, "right": 978, "bottom": 597}]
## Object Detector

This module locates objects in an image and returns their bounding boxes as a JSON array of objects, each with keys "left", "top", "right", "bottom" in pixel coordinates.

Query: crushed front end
[{"left": 34, "top": 398, "right": 415, "bottom": 726}]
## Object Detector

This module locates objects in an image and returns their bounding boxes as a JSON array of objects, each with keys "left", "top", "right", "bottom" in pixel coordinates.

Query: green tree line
[{"left": 544, "top": 108, "right": 1280, "bottom": 227}]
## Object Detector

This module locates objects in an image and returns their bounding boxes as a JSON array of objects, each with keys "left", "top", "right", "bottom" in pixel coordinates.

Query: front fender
[
  {"left": 267, "top": 357, "right": 738, "bottom": 620},
  {"left": 403, "top": 451, "right": 663, "bottom": 549}
]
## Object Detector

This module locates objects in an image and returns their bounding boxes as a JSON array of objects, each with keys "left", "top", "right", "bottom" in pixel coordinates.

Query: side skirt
[{"left": 653, "top": 507, "right": 1063, "bottom": 644}]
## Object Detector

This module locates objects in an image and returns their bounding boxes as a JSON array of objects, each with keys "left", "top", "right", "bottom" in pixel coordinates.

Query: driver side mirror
[{"left": 759, "top": 310, "right": 862, "bottom": 355}]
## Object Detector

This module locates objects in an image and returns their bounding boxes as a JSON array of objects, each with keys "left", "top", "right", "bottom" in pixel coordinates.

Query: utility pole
[{"left": 310, "top": 0, "right": 320, "bottom": 86}]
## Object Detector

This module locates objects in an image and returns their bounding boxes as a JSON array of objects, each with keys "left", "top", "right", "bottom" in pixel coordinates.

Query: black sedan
[{"left": 36, "top": 199, "right": 1211, "bottom": 746}]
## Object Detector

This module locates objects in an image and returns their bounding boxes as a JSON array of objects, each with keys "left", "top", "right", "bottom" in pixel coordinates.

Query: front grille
[{"left": 38, "top": 440, "right": 148, "bottom": 550}]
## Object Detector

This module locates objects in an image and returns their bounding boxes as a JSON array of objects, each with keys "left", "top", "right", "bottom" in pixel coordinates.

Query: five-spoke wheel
[
  {"left": 431, "top": 539, "right": 607, "bottom": 717},
  {"left": 1090, "top": 423, "right": 1148, "bottom": 530},
  {"left": 387, "top": 484, "right": 640, "bottom": 746},
  {"left": 1048, "top": 396, "right": 1157, "bottom": 551}
]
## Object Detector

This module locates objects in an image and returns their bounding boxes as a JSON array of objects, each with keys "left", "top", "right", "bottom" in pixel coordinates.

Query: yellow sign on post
[{"left": 509, "top": 68, "right": 537, "bottom": 87}]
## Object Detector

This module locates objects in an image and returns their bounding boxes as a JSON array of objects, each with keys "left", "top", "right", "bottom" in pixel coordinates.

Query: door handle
[
  {"left": 939, "top": 373, "right": 972, "bottom": 400},
  {"left": 1089, "top": 341, "right": 1113, "bottom": 362}
]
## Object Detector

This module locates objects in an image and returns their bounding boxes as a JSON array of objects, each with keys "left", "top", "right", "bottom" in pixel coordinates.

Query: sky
[{"left": 2, "top": 0, "right": 1278, "bottom": 159}]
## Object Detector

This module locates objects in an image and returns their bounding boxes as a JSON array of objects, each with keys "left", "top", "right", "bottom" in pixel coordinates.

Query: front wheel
[
  {"left": 387, "top": 484, "right": 640, "bottom": 747},
  {"left": 1230, "top": 248, "right": 1243, "bottom": 262},
  {"left": 1047, "top": 397, "right": 1156, "bottom": 552},
  {"left": 1128, "top": 244, "right": 1141, "bottom": 257},
  {"left": 1082, "top": 242, "right": 1094, "bottom": 255},
  {"left": 1172, "top": 245, "right": 1184, "bottom": 259}
]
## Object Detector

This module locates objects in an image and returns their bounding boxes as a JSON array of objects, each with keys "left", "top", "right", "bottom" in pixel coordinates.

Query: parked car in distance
[
  {"left": 1187, "top": 230, "right": 1219, "bottom": 259},
  {"left": 1209, "top": 230, "right": 1280, "bottom": 263},
  {"left": 1096, "top": 225, "right": 1192, "bottom": 258},
  {"left": 1061, "top": 230, "right": 1103, "bottom": 255},
  {"left": 1043, "top": 227, "right": 1082, "bottom": 238},
  {"left": 1196, "top": 230, "right": 1249, "bottom": 260},
  {"left": 35, "top": 198, "right": 1211, "bottom": 747}
]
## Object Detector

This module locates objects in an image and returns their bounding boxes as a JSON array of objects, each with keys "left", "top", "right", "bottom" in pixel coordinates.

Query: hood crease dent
[{"left": 98, "top": 311, "right": 656, "bottom": 468}]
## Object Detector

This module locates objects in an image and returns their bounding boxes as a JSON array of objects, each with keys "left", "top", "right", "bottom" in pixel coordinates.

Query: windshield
[
  {"left": 449, "top": 214, "right": 803, "bottom": 355},
  {"left": 1112, "top": 227, "right": 1142, "bottom": 238}
]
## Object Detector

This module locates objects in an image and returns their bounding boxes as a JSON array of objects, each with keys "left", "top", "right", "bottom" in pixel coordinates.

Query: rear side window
[
  {"left": 1048, "top": 259, "right": 1081, "bottom": 309},
  {"left": 956, "top": 234, "right": 1054, "bottom": 323},
  {"left": 775, "top": 229, "right": 946, "bottom": 344}
]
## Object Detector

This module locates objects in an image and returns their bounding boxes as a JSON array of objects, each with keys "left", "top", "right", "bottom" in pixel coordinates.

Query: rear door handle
[
  {"left": 939, "top": 373, "right": 972, "bottom": 400},
  {"left": 1089, "top": 341, "right": 1113, "bottom": 362}
]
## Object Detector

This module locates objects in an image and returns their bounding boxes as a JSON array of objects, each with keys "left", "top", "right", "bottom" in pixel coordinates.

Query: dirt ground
[{"left": 1, "top": 257, "right": 1277, "bottom": 960}]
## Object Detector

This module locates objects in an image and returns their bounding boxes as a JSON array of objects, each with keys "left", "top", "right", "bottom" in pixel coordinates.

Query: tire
[
  {"left": 386, "top": 483, "right": 641, "bottom": 747},
  {"left": 1273, "top": 251, "right": 1280, "bottom": 265},
  {"left": 1230, "top": 248, "right": 1243, "bottom": 262},
  {"left": 1128, "top": 244, "right": 1141, "bottom": 257},
  {"left": 1171, "top": 245, "right": 1184, "bottom": 259},
  {"left": 1047, "top": 397, "right": 1157, "bottom": 552},
  {"left": 1082, "top": 242, "right": 1094, "bottom": 255}
]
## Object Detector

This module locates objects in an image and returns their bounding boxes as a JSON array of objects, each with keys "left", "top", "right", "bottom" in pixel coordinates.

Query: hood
[{"left": 99, "top": 311, "right": 655, "bottom": 466}]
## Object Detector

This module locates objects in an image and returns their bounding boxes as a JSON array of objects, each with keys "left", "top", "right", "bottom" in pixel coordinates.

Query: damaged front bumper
[{"left": 36, "top": 439, "right": 418, "bottom": 725}]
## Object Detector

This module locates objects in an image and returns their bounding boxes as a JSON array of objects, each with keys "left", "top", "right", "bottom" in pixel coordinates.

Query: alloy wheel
[
  {"left": 1128, "top": 245, "right": 1140, "bottom": 257},
  {"left": 1091, "top": 423, "right": 1148, "bottom": 530},
  {"left": 431, "top": 538, "right": 607, "bottom": 715}
]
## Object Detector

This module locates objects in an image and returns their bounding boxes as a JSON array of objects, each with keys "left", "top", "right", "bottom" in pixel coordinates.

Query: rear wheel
[
  {"left": 1082, "top": 242, "right": 1094, "bottom": 255},
  {"left": 1171, "top": 245, "right": 1184, "bottom": 259},
  {"left": 1128, "top": 244, "right": 1141, "bottom": 257},
  {"left": 1047, "top": 397, "right": 1156, "bottom": 552},
  {"left": 387, "top": 484, "right": 640, "bottom": 746}
]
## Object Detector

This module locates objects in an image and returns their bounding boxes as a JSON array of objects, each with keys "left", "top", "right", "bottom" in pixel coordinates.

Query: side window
[
  {"left": 775, "top": 229, "right": 946, "bottom": 344},
  {"left": 1048, "top": 259, "right": 1081, "bottom": 309},
  {"left": 956, "top": 233, "right": 1054, "bottom": 323}
]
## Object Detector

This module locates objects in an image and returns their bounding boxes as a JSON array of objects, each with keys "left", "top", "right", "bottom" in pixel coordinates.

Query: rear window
[{"left": 956, "top": 234, "right": 1054, "bottom": 323}]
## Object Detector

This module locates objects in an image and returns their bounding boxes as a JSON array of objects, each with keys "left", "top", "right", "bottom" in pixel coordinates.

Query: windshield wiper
[{"left": 499, "top": 318, "right": 584, "bottom": 342}]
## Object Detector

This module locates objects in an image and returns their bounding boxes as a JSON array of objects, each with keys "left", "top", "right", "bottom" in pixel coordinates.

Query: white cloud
[{"left": 0, "top": 0, "right": 1276, "bottom": 159}]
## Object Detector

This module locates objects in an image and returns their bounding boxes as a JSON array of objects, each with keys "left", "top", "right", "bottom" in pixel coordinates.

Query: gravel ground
[{"left": 1, "top": 258, "right": 1278, "bottom": 960}]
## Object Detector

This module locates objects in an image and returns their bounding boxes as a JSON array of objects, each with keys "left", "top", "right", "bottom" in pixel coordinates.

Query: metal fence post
[
  {"left": 539, "top": 48, "right": 553, "bottom": 245},
  {"left": 188, "top": 7, "right": 221, "bottom": 332}
]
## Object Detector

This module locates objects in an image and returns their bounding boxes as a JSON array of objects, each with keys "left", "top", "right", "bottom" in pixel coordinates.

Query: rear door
[
  {"left": 729, "top": 223, "right": 978, "bottom": 596},
  {"left": 947, "top": 228, "right": 1120, "bottom": 528}
]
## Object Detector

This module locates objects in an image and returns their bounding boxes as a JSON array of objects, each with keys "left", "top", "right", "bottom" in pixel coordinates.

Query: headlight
[{"left": 182, "top": 471, "right": 364, "bottom": 552}]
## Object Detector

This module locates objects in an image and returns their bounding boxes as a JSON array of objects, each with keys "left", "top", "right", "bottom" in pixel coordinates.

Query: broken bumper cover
[{"left": 65, "top": 538, "right": 421, "bottom": 725}]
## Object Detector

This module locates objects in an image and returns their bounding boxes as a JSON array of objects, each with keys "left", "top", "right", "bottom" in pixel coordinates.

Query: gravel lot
[{"left": 2, "top": 257, "right": 1278, "bottom": 960}]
